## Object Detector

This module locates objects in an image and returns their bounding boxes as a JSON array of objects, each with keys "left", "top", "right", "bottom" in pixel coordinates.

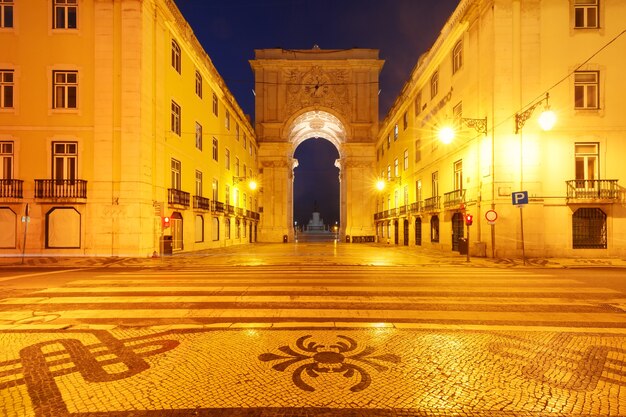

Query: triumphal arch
[{"left": 250, "top": 48, "right": 384, "bottom": 242}]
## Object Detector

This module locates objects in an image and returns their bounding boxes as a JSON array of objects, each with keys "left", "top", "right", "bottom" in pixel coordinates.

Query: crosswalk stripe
[
  {"left": 3, "top": 295, "right": 623, "bottom": 305},
  {"left": 0, "top": 308, "right": 624, "bottom": 323},
  {"left": 34, "top": 285, "right": 619, "bottom": 294}
]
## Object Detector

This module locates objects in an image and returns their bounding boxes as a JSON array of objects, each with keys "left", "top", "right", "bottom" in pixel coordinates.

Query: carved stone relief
[{"left": 284, "top": 66, "right": 350, "bottom": 118}]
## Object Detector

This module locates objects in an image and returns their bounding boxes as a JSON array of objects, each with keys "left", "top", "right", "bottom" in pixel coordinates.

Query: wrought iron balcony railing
[
  {"left": 236, "top": 207, "right": 244, "bottom": 216},
  {"left": 443, "top": 189, "right": 466, "bottom": 208},
  {"left": 211, "top": 200, "right": 224, "bottom": 213},
  {"left": 225, "top": 204, "right": 235, "bottom": 215},
  {"left": 424, "top": 196, "right": 440, "bottom": 211},
  {"left": 0, "top": 179, "right": 23, "bottom": 198},
  {"left": 193, "top": 195, "right": 211, "bottom": 210},
  {"left": 399, "top": 205, "right": 407, "bottom": 216},
  {"left": 566, "top": 180, "right": 619, "bottom": 200},
  {"left": 410, "top": 201, "right": 423, "bottom": 213},
  {"left": 34, "top": 179, "right": 87, "bottom": 199},
  {"left": 168, "top": 188, "right": 190, "bottom": 207}
]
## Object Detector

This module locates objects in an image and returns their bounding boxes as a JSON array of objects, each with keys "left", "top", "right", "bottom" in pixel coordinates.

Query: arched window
[
  {"left": 572, "top": 208, "right": 606, "bottom": 249},
  {"left": 452, "top": 40, "right": 463, "bottom": 74}
]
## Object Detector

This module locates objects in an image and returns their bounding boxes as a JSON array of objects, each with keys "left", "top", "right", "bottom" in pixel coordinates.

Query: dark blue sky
[{"left": 174, "top": 0, "right": 460, "bottom": 225}]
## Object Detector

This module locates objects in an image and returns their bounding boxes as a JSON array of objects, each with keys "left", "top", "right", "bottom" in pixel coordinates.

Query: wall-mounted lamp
[
  {"left": 375, "top": 176, "right": 401, "bottom": 191},
  {"left": 438, "top": 117, "right": 488, "bottom": 144},
  {"left": 233, "top": 176, "right": 257, "bottom": 191},
  {"left": 515, "top": 92, "right": 556, "bottom": 134}
]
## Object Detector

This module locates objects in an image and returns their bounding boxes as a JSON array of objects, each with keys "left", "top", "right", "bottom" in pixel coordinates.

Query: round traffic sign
[{"left": 485, "top": 210, "right": 498, "bottom": 223}]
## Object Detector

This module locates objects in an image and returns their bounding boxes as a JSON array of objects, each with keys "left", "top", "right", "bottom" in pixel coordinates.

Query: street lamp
[
  {"left": 515, "top": 92, "right": 556, "bottom": 134},
  {"left": 438, "top": 117, "right": 488, "bottom": 143}
]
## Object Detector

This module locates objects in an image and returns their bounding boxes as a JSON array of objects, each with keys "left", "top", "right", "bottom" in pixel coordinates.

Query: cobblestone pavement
[{"left": 1, "top": 257, "right": 626, "bottom": 416}]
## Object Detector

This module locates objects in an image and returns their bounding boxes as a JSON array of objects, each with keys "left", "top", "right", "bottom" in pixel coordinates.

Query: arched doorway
[
  {"left": 293, "top": 137, "right": 340, "bottom": 238},
  {"left": 394, "top": 219, "right": 399, "bottom": 245},
  {"left": 452, "top": 212, "right": 464, "bottom": 251},
  {"left": 403, "top": 219, "right": 409, "bottom": 246},
  {"left": 415, "top": 217, "right": 422, "bottom": 246}
]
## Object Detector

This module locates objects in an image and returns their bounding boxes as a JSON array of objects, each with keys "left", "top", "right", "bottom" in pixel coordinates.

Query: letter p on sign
[{"left": 512, "top": 191, "right": 529, "bottom": 206}]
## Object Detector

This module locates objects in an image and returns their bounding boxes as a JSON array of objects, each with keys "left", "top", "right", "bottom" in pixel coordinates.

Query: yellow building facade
[
  {"left": 375, "top": 0, "right": 626, "bottom": 258},
  {"left": 0, "top": 0, "right": 259, "bottom": 257}
]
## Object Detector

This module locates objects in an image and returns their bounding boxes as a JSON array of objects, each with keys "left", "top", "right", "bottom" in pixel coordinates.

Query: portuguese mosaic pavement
[{"left": 1, "top": 251, "right": 626, "bottom": 416}]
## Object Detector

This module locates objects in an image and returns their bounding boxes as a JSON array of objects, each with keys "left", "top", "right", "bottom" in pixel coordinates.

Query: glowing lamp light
[
  {"left": 438, "top": 126, "right": 455, "bottom": 144},
  {"left": 248, "top": 180, "right": 258, "bottom": 191},
  {"left": 538, "top": 109, "right": 556, "bottom": 131},
  {"left": 376, "top": 179, "right": 386, "bottom": 191}
]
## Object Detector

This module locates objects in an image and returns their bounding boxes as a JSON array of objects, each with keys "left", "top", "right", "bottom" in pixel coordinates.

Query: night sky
[{"left": 174, "top": 0, "right": 460, "bottom": 226}]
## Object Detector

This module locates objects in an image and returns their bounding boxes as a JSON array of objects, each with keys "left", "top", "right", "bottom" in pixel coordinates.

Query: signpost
[
  {"left": 512, "top": 191, "right": 528, "bottom": 265},
  {"left": 21, "top": 204, "right": 29, "bottom": 264}
]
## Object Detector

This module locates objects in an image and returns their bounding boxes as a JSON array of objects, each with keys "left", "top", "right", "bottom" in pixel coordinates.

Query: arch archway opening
[{"left": 292, "top": 137, "right": 340, "bottom": 237}]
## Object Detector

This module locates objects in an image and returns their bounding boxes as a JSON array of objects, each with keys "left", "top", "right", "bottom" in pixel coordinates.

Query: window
[
  {"left": 416, "top": 179, "right": 422, "bottom": 202},
  {"left": 574, "top": 0, "right": 599, "bottom": 29},
  {"left": 212, "top": 178, "right": 218, "bottom": 201},
  {"left": 404, "top": 186, "right": 409, "bottom": 206},
  {"left": 0, "top": 0, "right": 13, "bottom": 28},
  {"left": 572, "top": 208, "right": 606, "bottom": 249},
  {"left": 0, "top": 70, "right": 13, "bottom": 108},
  {"left": 225, "top": 148, "right": 230, "bottom": 170},
  {"left": 171, "top": 101, "right": 181, "bottom": 135},
  {"left": 225, "top": 218, "right": 231, "bottom": 239},
  {"left": 387, "top": 134, "right": 391, "bottom": 149},
  {"left": 52, "top": 142, "right": 77, "bottom": 181},
  {"left": 171, "top": 40, "right": 181, "bottom": 73},
  {"left": 387, "top": 165, "right": 391, "bottom": 181},
  {"left": 575, "top": 143, "right": 598, "bottom": 185},
  {"left": 225, "top": 185, "right": 230, "bottom": 205},
  {"left": 403, "top": 149, "right": 409, "bottom": 170},
  {"left": 195, "top": 215, "right": 204, "bottom": 243},
  {"left": 235, "top": 157, "right": 240, "bottom": 177},
  {"left": 1, "top": 141, "right": 13, "bottom": 179},
  {"left": 403, "top": 112, "right": 408, "bottom": 130},
  {"left": 452, "top": 40, "right": 463, "bottom": 74},
  {"left": 453, "top": 101, "right": 463, "bottom": 121},
  {"left": 430, "top": 71, "right": 439, "bottom": 99},
  {"left": 235, "top": 219, "right": 240, "bottom": 239},
  {"left": 212, "top": 92, "right": 218, "bottom": 116},
  {"left": 212, "top": 138, "right": 218, "bottom": 161},
  {"left": 432, "top": 171, "right": 438, "bottom": 197},
  {"left": 394, "top": 158, "right": 399, "bottom": 177},
  {"left": 53, "top": 0, "right": 77, "bottom": 29},
  {"left": 415, "top": 138, "right": 421, "bottom": 163},
  {"left": 394, "top": 124, "right": 399, "bottom": 140},
  {"left": 53, "top": 71, "right": 77, "bottom": 109},
  {"left": 195, "top": 70, "right": 202, "bottom": 98},
  {"left": 574, "top": 71, "right": 599, "bottom": 109},
  {"left": 225, "top": 110, "right": 230, "bottom": 130},
  {"left": 195, "top": 170, "right": 202, "bottom": 197},
  {"left": 195, "top": 122, "right": 202, "bottom": 150},
  {"left": 414, "top": 92, "right": 422, "bottom": 117},
  {"left": 170, "top": 158, "right": 181, "bottom": 189},
  {"left": 243, "top": 134, "right": 247, "bottom": 150},
  {"left": 235, "top": 124, "right": 240, "bottom": 141},
  {"left": 454, "top": 160, "right": 463, "bottom": 191},
  {"left": 430, "top": 216, "right": 440, "bottom": 243}
]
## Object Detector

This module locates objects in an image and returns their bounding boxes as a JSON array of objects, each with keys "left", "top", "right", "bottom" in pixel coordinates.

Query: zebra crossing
[{"left": 1, "top": 266, "right": 625, "bottom": 331}]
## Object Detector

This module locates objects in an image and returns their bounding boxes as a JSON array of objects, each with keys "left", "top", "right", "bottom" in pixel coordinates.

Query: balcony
[
  {"left": 34, "top": 179, "right": 87, "bottom": 199},
  {"left": 410, "top": 201, "right": 423, "bottom": 213},
  {"left": 0, "top": 179, "right": 23, "bottom": 198},
  {"left": 225, "top": 204, "right": 235, "bottom": 215},
  {"left": 399, "top": 205, "right": 407, "bottom": 216},
  {"left": 236, "top": 207, "right": 244, "bottom": 216},
  {"left": 424, "top": 196, "right": 440, "bottom": 211},
  {"left": 193, "top": 195, "right": 211, "bottom": 210},
  {"left": 211, "top": 200, "right": 224, "bottom": 213},
  {"left": 566, "top": 180, "right": 619, "bottom": 201},
  {"left": 444, "top": 189, "right": 466, "bottom": 208},
  {"left": 168, "top": 188, "right": 190, "bottom": 207}
]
